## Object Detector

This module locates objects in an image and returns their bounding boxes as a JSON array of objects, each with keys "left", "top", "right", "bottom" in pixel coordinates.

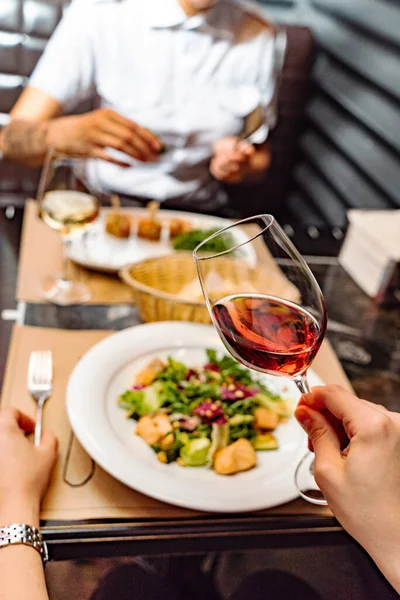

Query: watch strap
[{"left": 0, "top": 523, "right": 48, "bottom": 563}]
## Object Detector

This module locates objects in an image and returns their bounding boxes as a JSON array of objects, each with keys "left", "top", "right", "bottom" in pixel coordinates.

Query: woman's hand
[
  {"left": 295, "top": 386, "right": 400, "bottom": 593},
  {"left": 0, "top": 408, "right": 58, "bottom": 528}
]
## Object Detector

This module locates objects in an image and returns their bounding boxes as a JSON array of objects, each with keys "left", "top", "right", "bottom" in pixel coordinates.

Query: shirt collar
[{"left": 146, "top": 0, "right": 233, "bottom": 39}]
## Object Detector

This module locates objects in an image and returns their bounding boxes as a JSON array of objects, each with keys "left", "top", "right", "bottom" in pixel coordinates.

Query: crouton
[
  {"left": 254, "top": 407, "right": 279, "bottom": 431},
  {"left": 135, "top": 358, "right": 166, "bottom": 387},
  {"left": 214, "top": 439, "right": 257, "bottom": 475}
]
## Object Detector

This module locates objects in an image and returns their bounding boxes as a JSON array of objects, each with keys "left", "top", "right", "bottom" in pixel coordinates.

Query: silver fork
[{"left": 27, "top": 351, "right": 53, "bottom": 446}]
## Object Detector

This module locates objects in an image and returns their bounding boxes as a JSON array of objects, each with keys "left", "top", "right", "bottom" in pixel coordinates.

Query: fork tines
[{"left": 27, "top": 351, "right": 53, "bottom": 389}]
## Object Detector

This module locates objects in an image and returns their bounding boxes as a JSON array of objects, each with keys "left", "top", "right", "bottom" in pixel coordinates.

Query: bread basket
[
  {"left": 119, "top": 252, "right": 211, "bottom": 323},
  {"left": 120, "top": 251, "right": 300, "bottom": 324}
]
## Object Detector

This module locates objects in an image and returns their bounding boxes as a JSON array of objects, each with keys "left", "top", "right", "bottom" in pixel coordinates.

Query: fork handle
[{"left": 34, "top": 398, "right": 46, "bottom": 446}]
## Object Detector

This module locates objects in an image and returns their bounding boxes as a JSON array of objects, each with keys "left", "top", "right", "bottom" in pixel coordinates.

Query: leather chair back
[
  {"left": 0, "top": 0, "right": 70, "bottom": 205},
  {"left": 228, "top": 25, "right": 316, "bottom": 217}
]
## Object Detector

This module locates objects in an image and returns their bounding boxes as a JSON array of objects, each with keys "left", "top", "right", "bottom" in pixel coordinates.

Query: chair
[{"left": 227, "top": 25, "right": 316, "bottom": 217}]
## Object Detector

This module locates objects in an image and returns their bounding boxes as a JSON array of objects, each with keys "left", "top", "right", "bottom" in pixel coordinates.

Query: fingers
[
  {"left": 211, "top": 137, "right": 255, "bottom": 183},
  {"left": 300, "top": 385, "right": 364, "bottom": 423},
  {"left": 213, "top": 136, "right": 238, "bottom": 155},
  {"left": 90, "top": 146, "right": 131, "bottom": 168},
  {"left": 236, "top": 140, "right": 255, "bottom": 158},
  {"left": 37, "top": 430, "right": 58, "bottom": 464},
  {"left": 91, "top": 109, "right": 162, "bottom": 161},
  {"left": 225, "top": 147, "right": 253, "bottom": 164},
  {"left": 211, "top": 153, "right": 250, "bottom": 183},
  {"left": 108, "top": 111, "right": 162, "bottom": 152},
  {"left": 105, "top": 111, "right": 161, "bottom": 157},
  {"left": 298, "top": 396, "right": 350, "bottom": 450},
  {"left": 217, "top": 160, "right": 242, "bottom": 177},
  {"left": 295, "top": 406, "right": 343, "bottom": 486},
  {"left": 92, "top": 131, "right": 145, "bottom": 161},
  {"left": 0, "top": 407, "right": 35, "bottom": 433},
  {"left": 300, "top": 386, "right": 395, "bottom": 443},
  {"left": 96, "top": 122, "right": 159, "bottom": 161},
  {"left": 214, "top": 138, "right": 254, "bottom": 161}
]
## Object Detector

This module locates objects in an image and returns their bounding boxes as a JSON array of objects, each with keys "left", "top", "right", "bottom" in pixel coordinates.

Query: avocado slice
[
  {"left": 252, "top": 433, "right": 278, "bottom": 451},
  {"left": 179, "top": 438, "right": 211, "bottom": 467},
  {"left": 229, "top": 414, "right": 254, "bottom": 426}
]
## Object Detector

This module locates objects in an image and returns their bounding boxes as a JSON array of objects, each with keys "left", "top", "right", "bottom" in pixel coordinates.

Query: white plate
[
  {"left": 67, "top": 322, "right": 323, "bottom": 513},
  {"left": 66, "top": 209, "right": 240, "bottom": 274}
]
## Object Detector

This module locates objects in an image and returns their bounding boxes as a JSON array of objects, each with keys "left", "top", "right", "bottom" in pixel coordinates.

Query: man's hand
[
  {"left": 210, "top": 137, "right": 271, "bottom": 184},
  {"left": 0, "top": 408, "right": 58, "bottom": 528},
  {"left": 295, "top": 386, "right": 400, "bottom": 593},
  {"left": 210, "top": 137, "right": 255, "bottom": 183},
  {"left": 47, "top": 108, "right": 162, "bottom": 165}
]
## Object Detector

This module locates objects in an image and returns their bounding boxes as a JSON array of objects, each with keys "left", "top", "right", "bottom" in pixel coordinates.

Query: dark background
[{"left": 261, "top": 0, "right": 400, "bottom": 233}]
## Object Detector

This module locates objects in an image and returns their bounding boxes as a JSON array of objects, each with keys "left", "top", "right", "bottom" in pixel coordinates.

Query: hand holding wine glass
[
  {"left": 193, "top": 215, "right": 327, "bottom": 504},
  {"left": 37, "top": 149, "right": 100, "bottom": 305},
  {"left": 295, "top": 385, "right": 400, "bottom": 594}
]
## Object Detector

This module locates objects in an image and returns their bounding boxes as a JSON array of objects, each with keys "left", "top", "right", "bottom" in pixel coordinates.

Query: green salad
[
  {"left": 172, "top": 229, "right": 234, "bottom": 253},
  {"left": 118, "top": 350, "right": 292, "bottom": 475}
]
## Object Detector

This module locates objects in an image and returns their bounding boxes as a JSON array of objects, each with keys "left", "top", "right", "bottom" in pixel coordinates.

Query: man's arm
[
  {"left": 0, "top": 87, "right": 162, "bottom": 167},
  {"left": 0, "top": 0, "right": 161, "bottom": 168},
  {"left": 0, "top": 87, "right": 62, "bottom": 166}
]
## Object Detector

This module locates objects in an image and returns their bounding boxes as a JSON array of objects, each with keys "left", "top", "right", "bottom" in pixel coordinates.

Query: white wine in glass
[
  {"left": 40, "top": 190, "right": 99, "bottom": 233},
  {"left": 37, "top": 151, "right": 100, "bottom": 305}
]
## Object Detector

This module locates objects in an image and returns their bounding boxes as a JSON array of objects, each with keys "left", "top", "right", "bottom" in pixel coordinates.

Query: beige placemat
[
  {"left": 17, "top": 200, "right": 133, "bottom": 304},
  {"left": 1, "top": 325, "right": 352, "bottom": 521},
  {"left": 17, "top": 201, "right": 298, "bottom": 305}
]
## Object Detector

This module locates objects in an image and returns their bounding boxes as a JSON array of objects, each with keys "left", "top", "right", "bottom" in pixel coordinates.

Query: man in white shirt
[{"left": 0, "top": 0, "right": 277, "bottom": 212}]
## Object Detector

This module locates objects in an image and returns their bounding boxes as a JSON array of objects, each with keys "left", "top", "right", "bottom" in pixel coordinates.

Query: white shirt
[{"left": 31, "top": 0, "right": 278, "bottom": 202}]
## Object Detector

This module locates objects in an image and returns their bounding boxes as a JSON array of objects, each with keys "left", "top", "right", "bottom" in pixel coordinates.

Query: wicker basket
[
  {"left": 119, "top": 252, "right": 211, "bottom": 323},
  {"left": 119, "top": 251, "right": 299, "bottom": 324}
]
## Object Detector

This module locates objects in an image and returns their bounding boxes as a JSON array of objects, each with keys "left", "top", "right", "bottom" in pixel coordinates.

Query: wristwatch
[{"left": 0, "top": 524, "right": 48, "bottom": 564}]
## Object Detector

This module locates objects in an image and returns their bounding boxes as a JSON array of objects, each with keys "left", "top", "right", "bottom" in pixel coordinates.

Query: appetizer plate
[
  {"left": 66, "top": 209, "right": 245, "bottom": 274},
  {"left": 67, "top": 322, "right": 323, "bottom": 513}
]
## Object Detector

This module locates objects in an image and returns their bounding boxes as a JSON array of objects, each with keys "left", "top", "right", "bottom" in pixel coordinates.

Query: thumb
[
  {"left": 37, "top": 430, "right": 59, "bottom": 468},
  {"left": 237, "top": 141, "right": 255, "bottom": 156},
  {"left": 295, "top": 406, "right": 343, "bottom": 480}
]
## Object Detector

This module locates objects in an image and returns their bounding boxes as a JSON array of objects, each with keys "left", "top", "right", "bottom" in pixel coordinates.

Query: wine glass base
[
  {"left": 40, "top": 276, "right": 91, "bottom": 306},
  {"left": 298, "top": 489, "right": 327, "bottom": 506},
  {"left": 295, "top": 451, "right": 328, "bottom": 506}
]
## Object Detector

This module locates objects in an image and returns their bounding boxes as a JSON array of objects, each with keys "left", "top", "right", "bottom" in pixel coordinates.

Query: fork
[{"left": 27, "top": 351, "right": 53, "bottom": 446}]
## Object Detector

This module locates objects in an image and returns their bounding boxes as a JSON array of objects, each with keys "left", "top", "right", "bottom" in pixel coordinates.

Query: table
[{"left": 1, "top": 206, "right": 400, "bottom": 561}]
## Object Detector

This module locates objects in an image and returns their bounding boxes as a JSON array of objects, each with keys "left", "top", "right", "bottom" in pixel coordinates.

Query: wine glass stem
[
  {"left": 61, "top": 236, "right": 72, "bottom": 282},
  {"left": 294, "top": 374, "right": 311, "bottom": 395}
]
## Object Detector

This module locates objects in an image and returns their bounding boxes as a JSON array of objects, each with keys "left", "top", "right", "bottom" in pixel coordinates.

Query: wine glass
[
  {"left": 36, "top": 150, "right": 100, "bottom": 305},
  {"left": 193, "top": 214, "right": 328, "bottom": 505}
]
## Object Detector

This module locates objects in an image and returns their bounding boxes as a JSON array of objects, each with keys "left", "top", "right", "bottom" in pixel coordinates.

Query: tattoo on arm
[{"left": 1, "top": 120, "right": 49, "bottom": 165}]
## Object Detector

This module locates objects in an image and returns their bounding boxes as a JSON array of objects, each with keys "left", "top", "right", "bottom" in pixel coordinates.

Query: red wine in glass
[
  {"left": 212, "top": 294, "right": 325, "bottom": 377},
  {"left": 194, "top": 214, "right": 328, "bottom": 505}
]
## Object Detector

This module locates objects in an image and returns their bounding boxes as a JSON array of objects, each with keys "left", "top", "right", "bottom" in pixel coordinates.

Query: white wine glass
[
  {"left": 37, "top": 149, "right": 100, "bottom": 305},
  {"left": 193, "top": 214, "right": 328, "bottom": 505}
]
